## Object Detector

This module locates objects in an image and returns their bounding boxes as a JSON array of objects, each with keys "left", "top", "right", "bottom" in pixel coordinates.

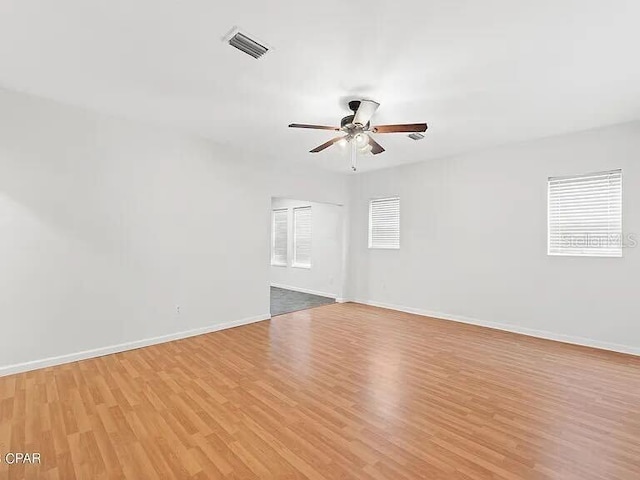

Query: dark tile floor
[{"left": 270, "top": 286, "right": 335, "bottom": 316}]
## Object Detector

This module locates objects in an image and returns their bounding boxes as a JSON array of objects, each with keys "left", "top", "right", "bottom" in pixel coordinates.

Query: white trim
[
  {"left": 548, "top": 168, "right": 623, "bottom": 181},
  {"left": 271, "top": 283, "right": 336, "bottom": 299},
  {"left": 548, "top": 252, "right": 623, "bottom": 258},
  {"left": 352, "top": 299, "right": 640, "bottom": 357},
  {"left": 0, "top": 313, "right": 271, "bottom": 377}
]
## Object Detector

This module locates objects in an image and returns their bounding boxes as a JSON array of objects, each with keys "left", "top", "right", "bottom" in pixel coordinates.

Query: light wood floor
[{"left": 1, "top": 303, "right": 639, "bottom": 479}]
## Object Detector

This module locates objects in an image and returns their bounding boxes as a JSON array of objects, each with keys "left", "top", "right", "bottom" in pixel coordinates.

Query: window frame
[
  {"left": 547, "top": 169, "right": 623, "bottom": 258},
  {"left": 292, "top": 206, "right": 312, "bottom": 268},
  {"left": 368, "top": 196, "right": 401, "bottom": 250},
  {"left": 271, "top": 208, "right": 288, "bottom": 267}
]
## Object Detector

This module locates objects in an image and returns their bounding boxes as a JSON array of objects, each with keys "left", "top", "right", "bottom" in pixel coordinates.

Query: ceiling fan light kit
[{"left": 289, "top": 100, "right": 427, "bottom": 171}]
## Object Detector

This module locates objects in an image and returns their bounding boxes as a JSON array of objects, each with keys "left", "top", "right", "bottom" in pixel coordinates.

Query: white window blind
[
  {"left": 293, "top": 206, "right": 312, "bottom": 267},
  {"left": 369, "top": 197, "right": 400, "bottom": 249},
  {"left": 548, "top": 169, "right": 622, "bottom": 257},
  {"left": 271, "top": 209, "right": 288, "bottom": 266}
]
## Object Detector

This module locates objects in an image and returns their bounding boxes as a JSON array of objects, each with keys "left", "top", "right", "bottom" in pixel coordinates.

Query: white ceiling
[{"left": 1, "top": 0, "right": 639, "bottom": 173}]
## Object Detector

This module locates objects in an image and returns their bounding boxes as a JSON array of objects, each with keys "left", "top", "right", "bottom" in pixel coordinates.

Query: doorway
[{"left": 269, "top": 197, "right": 344, "bottom": 316}]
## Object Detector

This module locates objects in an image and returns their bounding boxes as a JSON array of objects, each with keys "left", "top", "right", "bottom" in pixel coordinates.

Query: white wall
[
  {"left": 270, "top": 198, "right": 343, "bottom": 298},
  {"left": 2, "top": 84, "right": 638, "bottom": 374},
  {"left": 347, "top": 122, "right": 640, "bottom": 355},
  {"left": 0, "top": 88, "right": 348, "bottom": 373}
]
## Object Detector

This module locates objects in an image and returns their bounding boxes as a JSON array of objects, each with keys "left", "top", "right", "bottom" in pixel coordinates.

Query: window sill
[
  {"left": 292, "top": 263, "right": 311, "bottom": 269},
  {"left": 547, "top": 252, "right": 622, "bottom": 258},
  {"left": 271, "top": 262, "right": 287, "bottom": 267}
]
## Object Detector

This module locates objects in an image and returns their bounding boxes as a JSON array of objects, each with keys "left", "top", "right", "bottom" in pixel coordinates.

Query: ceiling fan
[{"left": 289, "top": 99, "right": 427, "bottom": 170}]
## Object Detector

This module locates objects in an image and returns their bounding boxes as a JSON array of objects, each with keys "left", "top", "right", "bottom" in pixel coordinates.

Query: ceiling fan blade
[
  {"left": 353, "top": 100, "right": 380, "bottom": 126},
  {"left": 372, "top": 123, "right": 428, "bottom": 133},
  {"left": 367, "top": 135, "right": 385, "bottom": 155},
  {"left": 289, "top": 123, "right": 340, "bottom": 131},
  {"left": 310, "top": 136, "right": 346, "bottom": 153}
]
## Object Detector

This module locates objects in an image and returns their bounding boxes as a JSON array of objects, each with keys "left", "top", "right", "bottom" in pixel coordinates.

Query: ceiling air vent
[
  {"left": 225, "top": 28, "right": 269, "bottom": 59},
  {"left": 408, "top": 132, "right": 425, "bottom": 141}
]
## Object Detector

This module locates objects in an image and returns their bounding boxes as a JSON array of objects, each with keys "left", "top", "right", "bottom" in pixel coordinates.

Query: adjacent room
[
  {"left": 270, "top": 197, "right": 343, "bottom": 316},
  {"left": 0, "top": 1, "right": 639, "bottom": 479}
]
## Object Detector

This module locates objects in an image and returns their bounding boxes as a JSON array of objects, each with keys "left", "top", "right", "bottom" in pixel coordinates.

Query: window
[
  {"left": 293, "top": 206, "right": 312, "bottom": 268},
  {"left": 548, "top": 169, "right": 622, "bottom": 257},
  {"left": 271, "top": 209, "right": 288, "bottom": 266},
  {"left": 369, "top": 197, "right": 400, "bottom": 249}
]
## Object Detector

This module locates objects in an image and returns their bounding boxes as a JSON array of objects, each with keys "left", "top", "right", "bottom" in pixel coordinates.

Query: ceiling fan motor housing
[
  {"left": 341, "top": 114, "right": 370, "bottom": 131},
  {"left": 344, "top": 100, "right": 370, "bottom": 130},
  {"left": 340, "top": 115, "right": 355, "bottom": 128}
]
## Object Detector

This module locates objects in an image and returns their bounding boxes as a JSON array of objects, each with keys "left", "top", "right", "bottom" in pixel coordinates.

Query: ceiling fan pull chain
[{"left": 351, "top": 139, "right": 357, "bottom": 171}]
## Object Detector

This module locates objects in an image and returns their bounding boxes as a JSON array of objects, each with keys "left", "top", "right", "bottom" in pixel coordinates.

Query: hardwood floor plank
[{"left": 0, "top": 303, "right": 639, "bottom": 479}]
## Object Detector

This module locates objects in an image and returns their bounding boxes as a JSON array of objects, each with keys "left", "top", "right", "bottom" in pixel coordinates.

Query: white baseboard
[
  {"left": 0, "top": 313, "right": 271, "bottom": 377},
  {"left": 271, "top": 283, "right": 336, "bottom": 299},
  {"left": 352, "top": 299, "right": 640, "bottom": 357}
]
